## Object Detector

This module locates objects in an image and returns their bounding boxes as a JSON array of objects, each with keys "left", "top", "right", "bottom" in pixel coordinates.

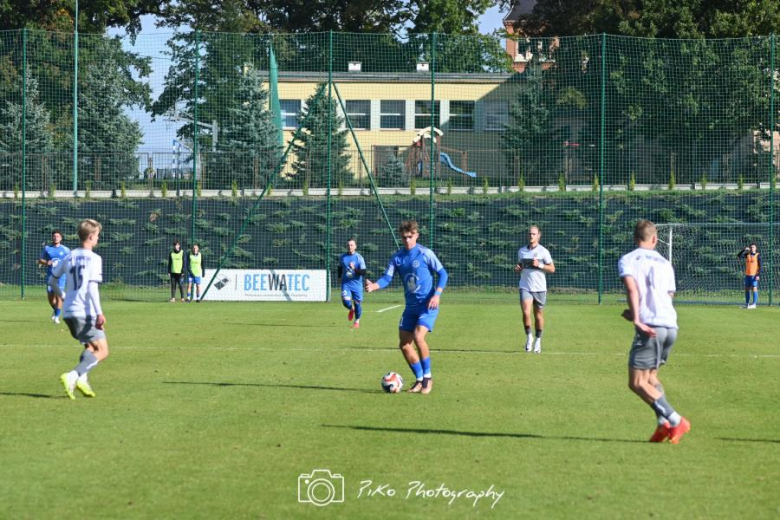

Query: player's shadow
[
  {"left": 0, "top": 391, "right": 64, "bottom": 399},
  {"left": 163, "top": 381, "right": 380, "bottom": 394},
  {"left": 324, "top": 424, "right": 646, "bottom": 444},
  {"left": 717, "top": 437, "right": 780, "bottom": 444}
]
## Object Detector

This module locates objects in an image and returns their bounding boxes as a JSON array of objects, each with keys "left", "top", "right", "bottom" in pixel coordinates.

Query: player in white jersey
[
  {"left": 514, "top": 226, "right": 555, "bottom": 353},
  {"left": 49, "top": 219, "right": 109, "bottom": 400},
  {"left": 618, "top": 220, "right": 690, "bottom": 443}
]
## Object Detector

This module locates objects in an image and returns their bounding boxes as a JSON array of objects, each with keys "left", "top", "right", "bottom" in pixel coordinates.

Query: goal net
[{"left": 655, "top": 222, "right": 773, "bottom": 303}]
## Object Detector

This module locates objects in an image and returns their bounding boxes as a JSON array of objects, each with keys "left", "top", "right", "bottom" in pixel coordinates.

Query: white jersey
[
  {"left": 618, "top": 247, "right": 677, "bottom": 329},
  {"left": 518, "top": 244, "right": 553, "bottom": 292},
  {"left": 51, "top": 248, "right": 104, "bottom": 319}
]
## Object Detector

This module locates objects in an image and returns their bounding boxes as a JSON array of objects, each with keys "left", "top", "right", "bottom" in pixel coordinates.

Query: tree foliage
[
  {"left": 291, "top": 83, "right": 351, "bottom": 188},
  {"left": 209, "top": 68, "right": 281, "bottom": 188}
]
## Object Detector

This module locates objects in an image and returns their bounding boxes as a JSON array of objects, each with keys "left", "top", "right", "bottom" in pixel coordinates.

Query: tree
[
  {"left": 503, "top": 59, "right": 561, "bottom": 184},
  {"left": 504, "top": 0, "right": 780, "bottom": 39},
  {"left": 291, "top": 83, "right": 351, "bottom": 188},
  {"left": 0, "top": 0, "right": 170, "bottom": 34},
  {"left": 0, "top": 76, "right": 54, "bottom": 154},
  {"left": 378, "top": 154, "right": 409, "bottom": 187},
  {"left": 0, "top": 75, "right": 55, "bottom": 190},
  {"left": 72, "top": 60, "right": 144, "bottom": 188},
  {"left": 210, "top": 68, "right": 281, "bottom": 189}
]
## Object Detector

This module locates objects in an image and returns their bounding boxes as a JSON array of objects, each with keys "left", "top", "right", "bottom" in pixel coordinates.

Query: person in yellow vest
[
  {"left": 168, "top": 240, "right": 186, "bottom": 302},
  {"left": 737, "top": 243, "right": 761, "bottom": 309},
  {"left": 187, "top": 243, "right": 205, "bottom": 303}
]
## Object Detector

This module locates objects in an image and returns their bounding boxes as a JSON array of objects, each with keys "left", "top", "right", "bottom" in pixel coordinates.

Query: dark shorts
[
  {"left": 744, "top": 275, "right": 759, "bottom": 288},
  {"left": 171, "top": 273, "right": 184, "bottom": 283},
  {"left": 65, "top": 316, "right": 106, "bottom": 344},
  {"left": 629, "top": 326, "right": 677, "bottom": 370}
]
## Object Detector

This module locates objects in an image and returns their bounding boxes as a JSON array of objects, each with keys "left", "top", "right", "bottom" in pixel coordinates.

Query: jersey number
[{"left": 70, "top": 264, "right": 86, "bottom": 289}]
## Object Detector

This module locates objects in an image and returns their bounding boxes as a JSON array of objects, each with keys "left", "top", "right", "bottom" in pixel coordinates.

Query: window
[
  {"left": 280, "top": 100, "right": 301, "bottom": 129},
  {"left": 449, "top": 101, "right": 475, "bottom": 131},
  {"left": 484, "top": 101, "right": 509, "bottom": 131},
  {"left": 380, "top": 100, "right": 405, "bottom": 130},
  {"left": 414, "top": 100, "right": 440, "bottom": 129},
  {"left": 345, "top": 100, "right": 371, "bottom": 130}
]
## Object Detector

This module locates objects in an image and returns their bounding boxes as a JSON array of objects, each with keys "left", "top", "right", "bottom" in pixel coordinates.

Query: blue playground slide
[{"left": 439, "top": 152, "right": 477, "bottom": 178}]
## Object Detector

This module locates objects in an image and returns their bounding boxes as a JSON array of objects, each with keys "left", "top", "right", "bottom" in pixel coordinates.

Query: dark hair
[
  {"left": 52, "top": 230, "right": 62, "bottom": 237},
  {"left": 398, "top": 220, "right": 419, "bottom": 234}
]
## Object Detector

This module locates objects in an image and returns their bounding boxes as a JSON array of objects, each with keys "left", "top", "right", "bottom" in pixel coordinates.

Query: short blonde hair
[
  {"left": 399, "top": 220, "right": 419, "bottom": 235},
  {"left": 77, "top": 219, "right": 102, "bottom": 242},
  {"left": 634, "top": 219, "right": 657, "bottom": 242}
]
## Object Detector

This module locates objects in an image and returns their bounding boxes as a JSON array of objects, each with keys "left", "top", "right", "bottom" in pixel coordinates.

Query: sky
[{"left": 118, "top": 7, "right": 509, "bottom": 156}]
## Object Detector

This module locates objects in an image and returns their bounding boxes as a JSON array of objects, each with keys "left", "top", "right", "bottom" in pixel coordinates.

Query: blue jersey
[
  {"left": 340, "top": 252, "right": 366, "bottom": 288},
  {"left": 377, "top": 245, "right": 448, "bottom": 308},
  {"left": 41, "top": 244, "right": 70, "bottom": 278}
]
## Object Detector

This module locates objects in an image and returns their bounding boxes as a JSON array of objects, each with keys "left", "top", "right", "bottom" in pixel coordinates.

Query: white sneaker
[
  {"left": 52, "top": 315, "right": 60, "bottom": 324},
  {"left": 533, "top": 339, "right": 542, "bottom": 354},
  {"left": 524, "top": 335, "right": 533, "bottom": 352},
  {"left": 747, "top": 304, "right": 757, "bottom": 309}
]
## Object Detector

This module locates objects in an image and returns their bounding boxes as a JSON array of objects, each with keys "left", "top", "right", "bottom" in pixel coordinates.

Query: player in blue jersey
[
  {"left": 338, "top": 238, "right": 367, "bottom": 329},
  {"left": 38, "top": 230, "right": 70, "bottom": 324},
  {"left": 366, "top": 220, "right": 448, "bottom": 394}
]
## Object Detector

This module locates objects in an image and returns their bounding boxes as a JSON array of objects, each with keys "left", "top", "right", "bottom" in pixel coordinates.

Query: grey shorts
[
  {"left": 520, "top": 289, "right": 547, "bottom": 309},
  {"left": 64, "top": 317, "right": 106, "bottom": 344},
  {"left": 629, "top": 326, "right": 677, "bottom": 370}
]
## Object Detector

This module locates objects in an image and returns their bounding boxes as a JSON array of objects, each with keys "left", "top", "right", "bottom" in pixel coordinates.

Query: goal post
[{"left": 655, "top": 222, "right": 774, "bottom": 304}]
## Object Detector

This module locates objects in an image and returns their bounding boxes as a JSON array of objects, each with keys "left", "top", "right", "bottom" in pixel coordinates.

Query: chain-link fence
[{"left": 0, "top": 30, "right": 777, "bottom": 303}]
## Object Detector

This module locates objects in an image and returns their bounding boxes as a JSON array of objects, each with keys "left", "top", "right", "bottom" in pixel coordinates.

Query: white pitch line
[
  {"left": 3, "top": 344, "right": 780, "bottom": 359},
  {"left": 376, "top": 305, "right": 401, "bottom": 313}
]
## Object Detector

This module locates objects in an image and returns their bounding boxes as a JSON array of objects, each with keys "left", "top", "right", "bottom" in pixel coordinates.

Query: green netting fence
[{"left": 0, "top": 30, "right": 778, "bottom": 304}]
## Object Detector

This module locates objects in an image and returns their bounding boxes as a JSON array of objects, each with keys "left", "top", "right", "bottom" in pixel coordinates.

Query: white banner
[{"left": 203, "top": 269, "right": 327, "bottom": 301}]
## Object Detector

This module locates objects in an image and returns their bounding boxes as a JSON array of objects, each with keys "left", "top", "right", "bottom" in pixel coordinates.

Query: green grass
[{"left": 1, "top": 299, "right": 779, "bottom": 519}]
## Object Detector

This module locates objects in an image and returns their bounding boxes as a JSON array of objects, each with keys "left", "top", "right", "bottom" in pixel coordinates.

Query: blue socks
[
  {"left": 745, "top": 291, "right": 750, "bottom": 305},
  {"left": 420, "top": 357, "right": 431, "bottom": 378},
  {"left": 54, "top": 308, "right": 61, "bottom": 318},
  {"left": 354, "top": 301, "right": 362, "bottom": 320},
  {"left": 409, "top": 361, "right": 423, "bottom": 381},
  {"left": 341, "top": 298, "right": 352, "bottom": 310},
  {"left": 753, "top": 290, "right": 758, "bottom": 305}
]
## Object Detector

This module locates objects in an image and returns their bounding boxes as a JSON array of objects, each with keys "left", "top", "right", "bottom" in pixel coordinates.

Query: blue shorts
[
  {"left": 46, "top": 275, "right": 66, "bottom": 293},
  {"left": 188, "top": 276, "right": 202, "bottom": 284},
  {"left": 744, "top": 275, "right": 759, "bottom": 288},
  {"left": 399, "top": 305, "right": 439, "bottom": 332},
  {"left": 341, "top": 285, "right": 363, "bottom": 303}
]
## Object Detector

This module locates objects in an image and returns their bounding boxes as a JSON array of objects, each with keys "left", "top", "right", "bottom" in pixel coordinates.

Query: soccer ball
[{"left": 381, "top": 372, "right": 404, "bottom": 393}]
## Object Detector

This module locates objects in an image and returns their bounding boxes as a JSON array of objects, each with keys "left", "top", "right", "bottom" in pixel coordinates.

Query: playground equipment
[{"left": 405, "top": 127, "right": 477, "bottom": 178}]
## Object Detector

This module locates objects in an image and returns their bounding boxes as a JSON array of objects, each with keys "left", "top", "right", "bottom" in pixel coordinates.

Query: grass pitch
[{"left": 1, "top": 297, "right": 779, "bottom": 519}]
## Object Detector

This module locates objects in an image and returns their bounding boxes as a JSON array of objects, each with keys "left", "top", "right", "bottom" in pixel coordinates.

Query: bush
[
  {"left": 85, "top": 180, "right": 92, "bottom": 199},
  {"left": 558, "top": 173, "right": 566, "bottom": 192},
  {"left": 628, "top": 172, "right": 636, "bottom": 191},
  {"left": 378, "top": 155, "right": 409, "bottom": 187},
  {"left": 668, "top": 170, "right": 676, "bottom": 191},
  {"left": 231, "top": 179, "right": 238, "bottom": 198},
  {"left": 482, "top": 177, "right": 489, "bottom": 195},
  {"left": 410, "top": 177, "right": 417, "bottom": 195},
  {"left": 121, "top": 181, "right": 127, "bottom": 199},
  {"left": 446, "top": 178, "right": 453, "bottom": 196},
  {"left": 592, "top": 175, "right": 599, "bottom": 192},
  {"left": 738, "top": 174, "right": 744, "bottom": 191},
  {"left": 161, "top": 181, "right": 168, "bottom": 198},
  {"left": 517, "top": 173, "right": 525, "bottom": 192}
]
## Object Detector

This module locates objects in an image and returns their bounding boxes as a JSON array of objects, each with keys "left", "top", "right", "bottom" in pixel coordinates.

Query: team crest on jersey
[
  {"left": 404, "top": 274, "right": 419, "bottom": 292},
  {"left": 412, "top": 260, "right": 420, "bottom": 268}
]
